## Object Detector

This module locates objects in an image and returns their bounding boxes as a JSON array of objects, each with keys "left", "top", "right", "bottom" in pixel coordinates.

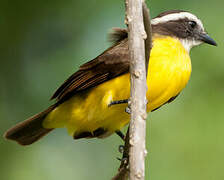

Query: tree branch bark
[
  {"left": 112, "top": 1, "right": 152, "bottom": 180},
  {"left": 127, "top": 0, "right": 147, "bottom": 179}
]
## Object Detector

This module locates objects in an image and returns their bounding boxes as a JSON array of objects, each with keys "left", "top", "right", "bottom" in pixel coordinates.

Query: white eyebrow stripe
[{"left": 151, "top": 12, "right": 204, "bottom": 30}]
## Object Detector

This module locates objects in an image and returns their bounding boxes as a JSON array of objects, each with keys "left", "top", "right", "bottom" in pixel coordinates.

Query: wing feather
[{"left": 51, "top": 38, "right": 129, "bottom": 104}]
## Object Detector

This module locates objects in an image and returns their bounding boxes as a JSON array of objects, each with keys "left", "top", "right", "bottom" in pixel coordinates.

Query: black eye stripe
[{"left": 152, "top": 17, "right": 202, "bottom": 39}]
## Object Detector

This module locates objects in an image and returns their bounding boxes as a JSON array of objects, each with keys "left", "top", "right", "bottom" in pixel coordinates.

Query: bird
[{"left": 4, "top": 10, "right": 217, "bottom": 145}]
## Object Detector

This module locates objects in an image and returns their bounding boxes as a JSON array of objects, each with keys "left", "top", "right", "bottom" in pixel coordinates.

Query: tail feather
[{"left": 4, "top": 105, "right": 56, "bottom": 146}]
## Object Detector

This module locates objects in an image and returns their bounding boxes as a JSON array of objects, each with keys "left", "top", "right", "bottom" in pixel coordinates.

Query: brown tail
[{"left": 4, "top": 105, "right": 56, "bottom": 146}]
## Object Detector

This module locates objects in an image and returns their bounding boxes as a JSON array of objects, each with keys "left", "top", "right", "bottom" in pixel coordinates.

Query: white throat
[{"left": 180, "top": 38, "right": 202, "bottom": 53}]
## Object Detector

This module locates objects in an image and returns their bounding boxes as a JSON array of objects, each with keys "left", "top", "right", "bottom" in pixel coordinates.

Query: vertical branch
[
  {"left": 112, "top": 1, "right": 152, "bottom": 180},
  {"left": 142, "top": 2, "right": 152, "bottom": 76},
  {"left": 126, "top": 0, "right": 147, "bottom": 179}
]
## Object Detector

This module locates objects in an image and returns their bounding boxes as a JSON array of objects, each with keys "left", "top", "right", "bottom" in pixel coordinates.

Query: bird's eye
[{"left": 188, "top": 21, "right": 197, "bottom": 28}]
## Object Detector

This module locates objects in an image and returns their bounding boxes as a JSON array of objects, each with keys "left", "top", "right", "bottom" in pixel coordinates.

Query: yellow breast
[
  {"left": 43, "top": 36, "right": 192, "bottom": 137},
  {"left": 146, "top": 36, "right": 192, "bottom": 111}
]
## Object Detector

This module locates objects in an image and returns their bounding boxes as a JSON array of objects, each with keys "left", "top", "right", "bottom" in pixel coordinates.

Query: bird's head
[{"left": 151, "top": 10, "right": 217, "bottom": 52}]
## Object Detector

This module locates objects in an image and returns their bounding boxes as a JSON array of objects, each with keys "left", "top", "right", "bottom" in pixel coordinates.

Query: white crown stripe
[{"left": 151, "top": 12, "right": 204, "bottom": 31}]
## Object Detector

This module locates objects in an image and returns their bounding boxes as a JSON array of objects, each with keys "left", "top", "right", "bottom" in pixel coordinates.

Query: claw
[
  {"left": 118, "top": 145, "right": 125, "bottom": 153},
  {"left": 125, "top": 107, "right": 131, "bottom": 114},
  {"left": 116, "top": 157, "right": 128, "bottom": 163}
]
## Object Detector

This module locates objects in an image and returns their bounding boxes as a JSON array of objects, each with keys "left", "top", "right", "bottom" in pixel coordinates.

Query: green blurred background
[{"left": 0, "top": 0, "right": 223, "bottom": 179}]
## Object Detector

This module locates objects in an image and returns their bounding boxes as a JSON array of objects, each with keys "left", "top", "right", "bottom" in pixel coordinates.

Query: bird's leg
[
  {"left": 108, "top": 99, "right": 131, "bottom": 114},
  {"left": 108, "top": 99, "right": 129, "bottom": 107},
  {"left": 116, "top": 130, "right": 125, "bottom": 141}
]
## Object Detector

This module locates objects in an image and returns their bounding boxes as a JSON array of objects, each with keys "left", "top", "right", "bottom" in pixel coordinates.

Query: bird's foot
[
  {"left": 117, "top": 157, "right": 128, "bottom": 163},
  {"left": 118, "top": 145, "right": 125, "bottom": 153},
  {"left": 125, "top": 106, "right": 131, "bottom": 114}
]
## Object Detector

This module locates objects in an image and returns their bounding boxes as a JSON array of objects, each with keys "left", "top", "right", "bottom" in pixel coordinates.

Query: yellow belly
[{"left": 43, "top": 36, "right": 192, "bottom": 137}]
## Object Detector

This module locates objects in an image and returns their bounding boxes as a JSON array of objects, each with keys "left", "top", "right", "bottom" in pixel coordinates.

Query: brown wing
[{"left": 51, "top": 35, "right": 129, "bottom": 103}]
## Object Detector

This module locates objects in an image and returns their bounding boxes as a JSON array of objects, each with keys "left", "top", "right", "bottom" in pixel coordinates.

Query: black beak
[{"left": 199, "top": 33, "right": 217, "bottom": 46}]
